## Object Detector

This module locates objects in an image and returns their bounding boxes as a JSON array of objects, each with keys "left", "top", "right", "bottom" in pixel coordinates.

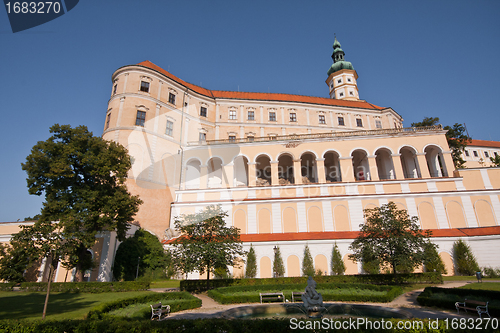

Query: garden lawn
[
  {"left": 458, "top": 282, "right": 500, "bottom": 291},
  {"left": 0, "top": 291, "right": 157, "bottom": 321},
  {"left": 150, "top": 280, "right": 180, "bottom": 289}
]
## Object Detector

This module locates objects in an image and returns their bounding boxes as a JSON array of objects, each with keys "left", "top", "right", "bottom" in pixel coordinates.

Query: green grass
[
  {"left": 0, "top": 290, "right": 158, "bottom": 321},
  {"left": 442, "top": 276, "right": 497, "bottom": 281},
  {"left": 149, "top": 280, "right": 180, "bottom": 289},
  {"left": 458, "top": 282, "right": 500, "bottom": 291}
]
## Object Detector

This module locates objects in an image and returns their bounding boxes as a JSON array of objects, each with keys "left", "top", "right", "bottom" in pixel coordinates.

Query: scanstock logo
[{"left": 3, "top": 0, "right": 79, "bottom": 33}]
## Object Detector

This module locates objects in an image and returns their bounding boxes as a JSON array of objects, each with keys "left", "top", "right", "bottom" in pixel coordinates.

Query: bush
[
  {"left": 245, "top": 245, "right": 257, "bottom": 278},
  {"left": 483, "top": 267, "right": 500, "bottom": 278},
  {"left": 453, "top": 239, "right": 480, "bottom": 275},
  {"left": 330, "top": 242, "right": 345, "bottom": 275},
  {"left": 0, "top": 282, "right": 16, "bottom": 291},
  {"left": 19, "top": 281, "right": 150, "bottom": 293},
  {"left": 302, "top": 245, "right": 315, "bottom": 277},
  {"left": 181, "top": 272, "right": 442, "bottom": 292}
]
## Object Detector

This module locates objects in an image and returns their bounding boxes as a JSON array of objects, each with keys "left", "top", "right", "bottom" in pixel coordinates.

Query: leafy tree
[
  {"left": 349, "top": 202, "right": 432, "bottom": 276},
  {"left": 330, "top": 242, "right": 345, "bottom": 275},
  {"left": 272, "top": 246, "right": 285, "bottom": 278},
  {"left": 361, "top": 245, "right": 380, "bottom": 274},
  {"left": 423, "top": 243, "right": 447, "bottom": 274},
  {"left": 113, "top": 229, "right": 169, "bottom": 281},
  {"left": 169, "top": 205, "right": 246, "bottom": 289},
  {"left": 302, "top": 245, "right": 315, "bottom": 277},
  {"left": 453, "top": 239, "right": 480, "bottom": 276},
  {"left": 411, "top": 117, "right": 471, "bottom": 168},
  {"left": 245, "top": 245, "right": 257, "bottom": 278},
  {"left": 490, "top": 154, "right": 500, "bottom": 167}
]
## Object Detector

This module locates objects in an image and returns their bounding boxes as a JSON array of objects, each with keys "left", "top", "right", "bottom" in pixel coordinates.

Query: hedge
[
  {"left": 417, "top": 286, "right": 500, "bottom": 317},
  {"left": 0, "top": 282, "right": 16, "bottom": 291},
  {"left": 87, "top": 291, "right": 201, "bottom": 319},
  {"left": 208, "top": 283, "right": 402, "bottom": 304},
  {"left": 181, "top": 273, "right": 442, "bottom": 292},
  {"left": 19, "top": 281, "right": 150, "bottom": 293},
  {"left": 0, "top": 318, "right": 498, "bottom": 333}
]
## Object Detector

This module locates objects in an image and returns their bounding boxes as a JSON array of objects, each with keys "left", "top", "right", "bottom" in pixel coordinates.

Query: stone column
[
  {"left": 339, "top": 157, "right": 355, "bottom": 182},
  {"left": 442, "top": 151, "right": 455, "bottom": 177},
  {"left": 293, "top": 159, "right": 302, "bottom": 185},
  {"left": 416, "top": 153, "right": 431, "bottom": 178},
  {"left": 199, "top": 165, "right": 208, "bottom": 189},
  {"left": 270, "top": 161, "right": 279, "bottom": 186},
  {"left": 391, "top": 153, "right": 405, "bottom": 180},
  {"left": 316, "top": 158, "right": 326, "bottom": 183},
  {"left": 367, "top": 155, "right": 379, "bottom": 181},
  {"left": 248, "top": 162, "right": 256, "bottom": 186}
]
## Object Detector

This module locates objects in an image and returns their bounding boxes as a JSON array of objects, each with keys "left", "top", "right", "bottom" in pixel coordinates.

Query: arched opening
[
  {"left": 185, "top": 159, "right": 201, "bottom": 189},
  {"left": 425, "top": 145, "right": 447, "bottom": 177},
  {"left": 207, "top": 157, "right": 223, "bottom": 188},
  {"left": 278, "top": 154, "right": 294, "bottom": 185},
  {"left": 300, "top": 152, "right": 317, "bottom": 183},
  {"left": 399, "top": 146, "right": 420, "bottom": 178},
  {"left": 351, "top": 149, "right": 369, "bottom": 181},
  {"left": 233, "top": 156, "right": 249, "bottom": 186},
  {"left": 375, "top": 148, "right": 395, "bottom": 180},
  {"left": 287, "top": 255, "right": 301, "bottom": 277},
  {"left": 324, "top": 151, "right": 341, "bottom": 182},
  {"left": 255, "top": 155, "right": 271, "bottom": 186}
]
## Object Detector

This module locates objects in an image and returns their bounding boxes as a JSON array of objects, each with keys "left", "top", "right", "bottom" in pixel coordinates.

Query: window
[
  {"left": 248, "top": 110, "right": 254, "bottom": 120},
  {"left": 356, "top": 118, "right": 363, "bottom": 127},
  {"left": 464, "top": 150, "right": 470, "bottom": 157},
  {"left": 105, "top": 113, "right": 111, "bottom": 129},
  {"left": 338, "top": 116, "right": 345, "bottom": 126},
  {"left": 484, "top": 151, "right": 489, "bottom": 158},
  {"left": 113, "top": 84, "right": 117, "bottom": 95},
  {"left": 135, "top": 111, "right": 146, "bottom": 127},
  {"left": 200, "top": 107, "right": 207, "bottom": 117},
  {"left": 229, "top": 135, "right": 236, "bottom": 142},
  {"left": 375, "top": 120, "right": 382, "bottom": 129},
  {"left": 247, "top": 136, "right": 254, "bottom": 142},
  {"left": 168, "top": 93, "right": 176, "bottom": 105},
  {"left": 269, "top": 135, "right": 277, "bottom": 140},
  {"left": 319, "top": 115, "right": 326, "bottom": 124},
  {"left": 349, "top": 91, "right": 354, "bottom": 96},
  {"left": 165, "top": 120, "right": 173, "bottom": 136},
  {"left": 229, "top": 109, "right": 237, "bottom": 120},
  {"left": 269, "top": 112, "right": 276, "bottom": 121},
  {"left": 339, "top": 92, "right": 344, "bottom": 97},
  {"left": 337, "top": 79, "right": 342, "bottom": 83},
  {"left": 473, "top": 151, "right": 478, "bottom": 157},
  {"left": 347, "top": 78, "right": 351, "bottom": 82},
  {"left": 290, "top": 113, "right": 297, "bottom": 122},
  {"left": 199, "top": 133, "right": 206, "bottom": 142},
  {"left": 140, "top": 81, "right": 150, "bottom": 93}
]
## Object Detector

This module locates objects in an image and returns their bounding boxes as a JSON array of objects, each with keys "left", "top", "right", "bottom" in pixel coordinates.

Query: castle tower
[{"left": 326, "top": 37, "right": 360, "bottom": 101}]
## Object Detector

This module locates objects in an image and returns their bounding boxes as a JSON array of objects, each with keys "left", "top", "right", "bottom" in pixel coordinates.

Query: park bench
[
  {"left": 150, "top": 302, "right": 170, "bottom": 321},
  {"left": 455, "top": 299, "right": 490, "bottom": 318},
  {"left": 292, "top": 291, "right": 304, "bottom": 303},
  {"left": 259, "top": 292, "right": 285, "bottom": 303}
]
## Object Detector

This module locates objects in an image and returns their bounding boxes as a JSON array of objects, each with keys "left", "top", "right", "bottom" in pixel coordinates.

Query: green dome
[
  {"left": 327, "top": 61, "right": 354, "bottom": 76},
  {"left": 327, "top": 37, "right": 354, "bottom": 76}
]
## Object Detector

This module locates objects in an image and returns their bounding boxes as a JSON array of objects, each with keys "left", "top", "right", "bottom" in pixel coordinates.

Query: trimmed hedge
[
  {"left": 181, "top": 272, "right": 442, "bottom": 292},
  {"left": 87, "top": 291, "right": 201, "bottom": 319},
  {"left": 208, "top": 283, "right": 402, "bottom": 304},
  {"left": 19, "top": 281, "right": 150, "bottom": 293},
  {"left": 0, "top": 282, "right": 16, "bottom": 291},
  {"left": 0, "top": 318, "right": 498, "bottom": 333},
  {"left": 417, "top": 286, "right": 500, "bottom": 317}
]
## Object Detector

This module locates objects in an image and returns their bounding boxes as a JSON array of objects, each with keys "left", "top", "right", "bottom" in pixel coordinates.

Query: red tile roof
[
  {"left": 469, "top": 139, "right": 500, "bottom": 149},
  {"left": 136, "top": 60, "right": 385, "bottom": 110}
]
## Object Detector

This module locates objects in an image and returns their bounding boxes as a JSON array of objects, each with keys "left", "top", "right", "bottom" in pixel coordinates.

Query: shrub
[
  {"left": 302, "top": 245, "right": 315, "bottom": 277},
  {"left": 245, "top": 245, "right": 257, "bottom": 278},
  {"left": 482, "top": 267, "right": 500, "bottom": 278},
  {"left": 330, "top": 242, "right": 345, "bottom": 275},
  {"left": 453, "top": 239, "right": 480, "bottom": 275},
  {"left": 273, "top": 246, "right": 285, "bottom": 278},
  {"left": 19, "top": 281, "right": 150, "bottom": 293},
  {"left": 0, "top": 282, "right": 16, "bottom": 291},
  {"left": 423, "top": 243, "right": 447, "bottom": 274}
]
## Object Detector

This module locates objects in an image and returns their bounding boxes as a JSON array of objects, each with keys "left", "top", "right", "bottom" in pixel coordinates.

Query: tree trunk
[
  {"left": 206, "top": 263, "right": 210, "bottom": 291},
  {"left": 42, "top": 264, "right": 54, "bottom": 320}
]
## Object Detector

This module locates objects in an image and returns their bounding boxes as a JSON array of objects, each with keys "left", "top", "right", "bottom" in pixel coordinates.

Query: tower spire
[{"left": 326, "top": 37, "right": 359, "bottom": 101}]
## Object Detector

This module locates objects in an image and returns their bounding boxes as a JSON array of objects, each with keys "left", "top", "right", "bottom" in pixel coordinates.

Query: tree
[
  {"left": 423, "top": 243, "right": 447, "bottom": 275},
  {"left": 453, "top": 239, "right": 479, "bottom": 276},
  {"left": 302, "top": 245, "right": 315, "bottom": 277},
  {"left": 349, "top": 202, "right": 432, "bottom": 276},
  {"left": 361, "top": 245, "right": 380, "bottom": 274},
  {"left": 330, "top": 242, "right": 345, "bottom": 275},
  {"left": 113, "top": 229, "right": 170, "bottom": 281},
  {"left": 412, "top": 117, "right": 471, "bottom": 168},
  {"left": 169, "top": 205, "right": 246, "bottom": 289},
  {"left": 245, "top": 245, "right": 257, "bottom": 278},
  {"left": 272, "top": 246, "right": 285, "bottom": 278},
  {"left": 490, "top": 155, "right": 500, "bottom": 167}
]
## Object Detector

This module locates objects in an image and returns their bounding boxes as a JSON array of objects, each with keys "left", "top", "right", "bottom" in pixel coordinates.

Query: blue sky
[{"left": 1, "top": 0, "right": 499, "bottom": 221}]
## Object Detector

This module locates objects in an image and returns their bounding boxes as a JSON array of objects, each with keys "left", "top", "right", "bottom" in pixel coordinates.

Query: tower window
[
  {"left": 105, "top": 113, "right": 111, "bottom": 129},
  {"left": 135, "top": 111, "right": 146, "bottom": 127},
  {"left": 290, "top": 113, "right": 297, "bottom": 122},
  {"left": 200, "top": 107, "right": 207, "bottom": 117},
  {"left": 464, "top": 150, "right": 470, "bottom": 157},
  {"left": 337, "top": 79, "right": 342, "bottom": 84},
  {"left": 339, "top": 92, "right": 344, "bottom": 97},
  {"left": 375, "top": 120, "right": 382, "bottom": 129},
  {"left": 113, "top": 84, "right": 117, "bottom": 95},
  {"left": 166, "top": 120, "right": 173, "bottom": 137},
  {"left": 347, "top": 78, "right": 351, "bottom": 82},
  {"left": 140, "top": 81, "right": 150, "bottom": 93},
  {"left": 248, "top": 110, "right": 254, "bottom": 120},
  {"left": 168, "top": 93, "right": 176, "bottom": 105},
  {"left": 319, "top": 115, "right": 326, "bottom": 124},
  {"left": 269, "top": 112, "right": 276, "bottom": 122},
  {"left": 349, "top": 91, "right": 354, "bottom": 96},
  {"left": 356, "top": 118, "right": 363, "bottom": 127},
  {"left": 229, "top": 109, "right": 237, "bottom": 120},
  {"left": 338, "top": 117, "right": 345, "bottom": 126}
]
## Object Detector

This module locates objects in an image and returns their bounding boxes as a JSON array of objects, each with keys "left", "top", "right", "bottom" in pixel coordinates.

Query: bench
[
  {"left": 292, "top": 291, "right": 304, "bottom": 303},
  {"left": 259, "top": 292, "right": 285, "bottom": 303},
  {"left": 455, "top": 299, "right": 490, "bottom": 318},
  {"left": 150, "top": 302, "right": 170, "bottom": 321}
]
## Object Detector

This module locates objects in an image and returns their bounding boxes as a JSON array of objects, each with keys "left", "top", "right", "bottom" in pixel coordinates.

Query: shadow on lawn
[{"left": 0, "top": 292, "right": 96, "bottom": 320}]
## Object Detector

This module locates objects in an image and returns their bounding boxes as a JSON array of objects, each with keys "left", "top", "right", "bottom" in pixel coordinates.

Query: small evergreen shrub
[
  {"left": 272, "top": 246, "right": 285, "bottom": 278},
  {"left": 302, "top": 245, "right": 315, "bottom": 277},
  {"left": 245, "top": 245, "right": 257, "bottom": 278},
  {"left": 453, "top": 239, "right": 480, "bottom": 275},
  {"left": 423, "top": 243, "right": 447, "bottom": 274},
  {"left": 330, "top": 242, "right": 345, "bottom": 275}
]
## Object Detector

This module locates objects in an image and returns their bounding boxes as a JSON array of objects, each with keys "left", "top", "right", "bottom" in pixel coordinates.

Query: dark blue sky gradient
[{"left": 1, "top": 0, "right": 499, "bottom": 221}]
